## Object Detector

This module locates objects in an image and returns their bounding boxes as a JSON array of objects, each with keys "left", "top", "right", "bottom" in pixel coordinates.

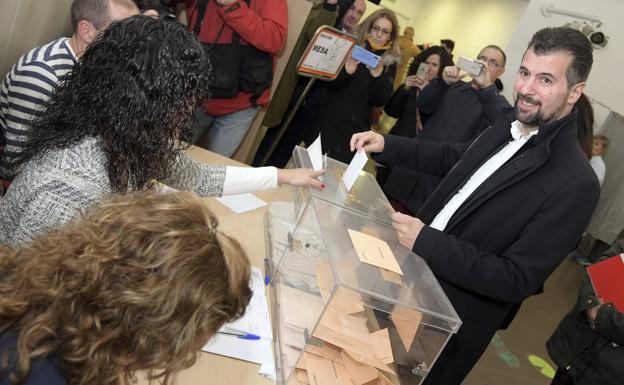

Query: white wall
[
  {"left": 365, "top": 0, "right": 529, "bottom": 68},
  {"left": 499, "top": 0, "right": 623, "bottom": 121}
]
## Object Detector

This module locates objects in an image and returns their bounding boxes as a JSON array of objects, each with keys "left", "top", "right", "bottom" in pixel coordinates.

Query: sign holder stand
[{"left": 259, "top": 26, "right": 356, "bottom": 166}]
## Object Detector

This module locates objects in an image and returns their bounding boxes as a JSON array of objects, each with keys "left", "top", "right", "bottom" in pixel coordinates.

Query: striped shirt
[{"left": 0, "top": 37, "right": 76, "bottom": 180}]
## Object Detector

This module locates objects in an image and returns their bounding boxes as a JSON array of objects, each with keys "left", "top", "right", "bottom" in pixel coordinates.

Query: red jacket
[{"left": 180, "top": 0, "right": 287, "bottom": 116}]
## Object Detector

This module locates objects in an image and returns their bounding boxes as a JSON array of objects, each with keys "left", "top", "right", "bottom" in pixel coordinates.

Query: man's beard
[{"left": 514, "top": 93, "right": 566, "bottom": 126}]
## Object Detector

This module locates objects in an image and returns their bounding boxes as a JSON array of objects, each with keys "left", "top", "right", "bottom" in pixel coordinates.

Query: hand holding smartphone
[
  {"left": 456, "top": 56, "right": 484, "bottom": 77},
  {"left": 415, "top": 62, "right": 429, "bottom": 79},
  {"left": 350, "top": 45, "right": 381, "bottom": 69}
]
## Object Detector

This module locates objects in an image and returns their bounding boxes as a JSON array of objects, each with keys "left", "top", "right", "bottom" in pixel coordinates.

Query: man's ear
[
  {"left": 76, "top": 19, "right": 98, "bottom": 45},
  {"left": 567, "top": 82, "right": 586, "bottom": 105}
]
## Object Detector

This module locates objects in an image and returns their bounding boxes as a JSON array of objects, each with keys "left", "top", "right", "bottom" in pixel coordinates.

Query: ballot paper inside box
[{"left": 264, "top": 146, "right": 462, "bottom": 385}]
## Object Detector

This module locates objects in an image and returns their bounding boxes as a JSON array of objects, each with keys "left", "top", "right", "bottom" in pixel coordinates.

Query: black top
[
  {"left": 415, "top": 77, "right": 510, "bottom": 143},
  {"left": 0, "top": 333, "right": 67, "bottom": 385}
]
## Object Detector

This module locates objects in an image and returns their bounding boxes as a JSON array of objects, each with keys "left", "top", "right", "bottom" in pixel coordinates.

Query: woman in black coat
[
  {"left": 311, "top": 9, "right": 402, "bottom": 164},
  {"left": 385, "top": 45, "right": 453, "bottom": 138},
  {"left": 377, "top": 46, "right": 452, "bottom": 213}
]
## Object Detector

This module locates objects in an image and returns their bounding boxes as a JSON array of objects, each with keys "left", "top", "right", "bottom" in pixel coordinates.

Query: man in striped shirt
[{"left": 0, "top": 0, "right": 138, "bottom": 181}]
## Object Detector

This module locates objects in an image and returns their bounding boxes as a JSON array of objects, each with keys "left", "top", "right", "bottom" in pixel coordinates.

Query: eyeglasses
[
  {"left": 477, "top": 55, "right": 502, "bottom": 68},
  {"left": 371, "top": 25, "right": 391, "bottom": 36}
]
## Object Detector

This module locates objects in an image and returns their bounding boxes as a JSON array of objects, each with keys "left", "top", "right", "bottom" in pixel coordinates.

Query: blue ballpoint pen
[{"left": 217, "top": 331, "right": 261, "bottom": 340}]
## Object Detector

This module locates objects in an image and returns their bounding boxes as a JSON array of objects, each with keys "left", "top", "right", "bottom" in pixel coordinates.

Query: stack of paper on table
[{"left": 202, "top": 267, "right": 276, "bottom": 379}]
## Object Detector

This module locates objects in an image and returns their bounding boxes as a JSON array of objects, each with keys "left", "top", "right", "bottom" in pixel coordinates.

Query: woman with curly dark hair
[
  {"left": 385, "top": 46, "right": 453, "bottom": 138},
  {"left": 0, "top": 15, "right": 322, "bottom": 246},
  {"left": 0, "top": 190, "right": 252, "bottom": 385}
]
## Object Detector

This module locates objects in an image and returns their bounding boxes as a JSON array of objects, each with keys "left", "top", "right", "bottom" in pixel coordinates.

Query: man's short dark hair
[
  {"left": 527, "top": 27, "right": 593, "bottom": 88},
  {"left": 71, "top": 0, "right": 110, "bottom": 31},
  {"left": 71, "top": 0, "right": 136, "bottom": 31},
  {"left": 482, "top": 44, "right": 507, "bottom": 67},
  {"left": 440, "top": 39, "right": 455, "bottom": 51}
]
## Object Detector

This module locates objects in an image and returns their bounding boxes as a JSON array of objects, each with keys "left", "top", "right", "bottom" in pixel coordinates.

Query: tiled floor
[{"left": 462, "top": 256, "right": 585, "bottom": 385}]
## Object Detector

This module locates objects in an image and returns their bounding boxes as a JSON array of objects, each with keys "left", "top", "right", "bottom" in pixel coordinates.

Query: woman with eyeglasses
[
  {"left": 306, "top": 9, "right": 401, "bottom": 164},
  {"left": 0, "top": 191, "right": 252, "bottom": 385}
]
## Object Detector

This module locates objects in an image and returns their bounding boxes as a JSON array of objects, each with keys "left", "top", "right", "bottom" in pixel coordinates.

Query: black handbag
[
  {"left": 205, "top": 26, "right": 243, "bottom": 99},
  {"left": 193, "top": 0, "right": 273, "bottom": 103}
]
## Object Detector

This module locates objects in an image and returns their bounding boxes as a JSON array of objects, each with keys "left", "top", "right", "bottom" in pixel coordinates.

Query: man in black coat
[{"left": 350, "top": 27, "right": 600, "bottom": 385}]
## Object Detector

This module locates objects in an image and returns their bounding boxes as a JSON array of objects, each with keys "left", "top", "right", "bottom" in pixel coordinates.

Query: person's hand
[
  {"left": 214, "top": 0, "right": 237, "bottom": 6},
  {"left": 442, "top": 65, "right": 466, "bottom": 85},
  {"left": 404, "top": 75, "right": 419, "bottom": 90},
  {"left": 277, "top": 168, "right": 325, "bottom": 189},
  {"left": 141, "top": 9, "right": 159, "bottom": 18},
  {"left": 470, "top": 59, "right": 494, "bottom": 89},
  {"left": 585, "top": 302, "right": 603, "bottom": 330},
  {"left": 350, "top": 131, "right": 385, "bottom": 154},
  {"left": 368, "top": 58, "right": 384, "bottom": 78},
  {"left": 391, "top": 212, "right": 425, "bottom": 249},
  {"left": 345, "top": 57, "right": 359, "bottom": 75},
  {"left": 404, "top": 75, "right": 429, "bottom": 91}
]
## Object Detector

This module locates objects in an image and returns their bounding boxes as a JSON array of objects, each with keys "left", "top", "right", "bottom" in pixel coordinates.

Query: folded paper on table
[
  {"left": 202, "top": 267, "right": 275, "bottom": 379},
  {"left": 216, "top": 193, "right": 268, "bottom": 214}
]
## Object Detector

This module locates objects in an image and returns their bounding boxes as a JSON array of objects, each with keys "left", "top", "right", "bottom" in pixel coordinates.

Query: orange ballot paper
[{"left": 348, "top": 229, "right": 403, "bottom": 275}]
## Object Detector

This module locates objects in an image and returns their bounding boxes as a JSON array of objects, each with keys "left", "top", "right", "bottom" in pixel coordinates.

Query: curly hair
[
  {"left": 16, "top": 15, "right": 211, "bottom": 192},
  {"left": 407, "top": 45, "right": 453, "bottom": 78},
  {"left": 0, "top": 191, "right": 251, "bottom": 385}
]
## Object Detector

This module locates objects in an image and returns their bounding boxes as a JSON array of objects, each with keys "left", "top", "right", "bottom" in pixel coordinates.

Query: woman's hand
[
  {"left": 368, "top": 57, "right": 384, "bottom": 78},
  {"left": 404, "top": 75, "right": 428, "bottom": 90},
  {"left": 345, "top": 58, "right": 359, "bottom": 75},
  {"left": 277, "top": 168, "right": 325, "bottom": 189}
]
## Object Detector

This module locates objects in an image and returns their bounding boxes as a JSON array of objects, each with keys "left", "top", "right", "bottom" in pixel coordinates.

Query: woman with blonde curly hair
[{"left": 0, "top": 191, "right": 252, "bottom": 385}]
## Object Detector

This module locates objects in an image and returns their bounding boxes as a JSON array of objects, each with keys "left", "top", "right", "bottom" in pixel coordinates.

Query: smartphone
[
  {"left": 416, "top": 62, "right": 429, "bottom": 78},
  {"left": 350, "top": 45, "right": 381, "bottom": 69},
  {"left": 457, "top": 56, "right": 484, "bottom": 77}
]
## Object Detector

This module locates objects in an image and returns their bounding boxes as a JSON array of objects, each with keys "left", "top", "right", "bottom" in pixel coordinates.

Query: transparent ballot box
[{"left": 264, "top": 146, "right": 461, "bottom": 385}]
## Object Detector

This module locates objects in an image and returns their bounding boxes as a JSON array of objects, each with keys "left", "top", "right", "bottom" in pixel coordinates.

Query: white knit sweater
[{"left": 0, "top": 137, "right": 226, "bottom": 247}]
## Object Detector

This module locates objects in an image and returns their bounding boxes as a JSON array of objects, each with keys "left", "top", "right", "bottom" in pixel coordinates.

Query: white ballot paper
[
  {"left": 202, "top": 267, "right": 276, "bottom": 379},
  {"left": 216, "top": 193, "right": 268, "bottom": 214},
  {"left": 342, "top": 150, "right": 368, "bottom": 192},
  {"left": 307, "top": 134, "right": 324, "bottom": 171}
]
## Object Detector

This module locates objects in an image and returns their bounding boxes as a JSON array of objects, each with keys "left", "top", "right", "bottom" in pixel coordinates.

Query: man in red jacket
[{"left": 177, "top": 0, "right": 287, "bottom": 157}]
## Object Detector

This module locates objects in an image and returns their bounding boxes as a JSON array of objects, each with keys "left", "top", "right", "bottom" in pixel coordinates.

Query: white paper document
[
  {"left": 342, "top": 150, "right": 368, "bottom": 191},
  {"left": 201, "top": 267, "right": 275, "bottom": 379},
  {"left": 216, "top": 193, "right": 267, "bottom": 214},
  {"left": 307, "top": 134, "right": 324, "bottom": 171}
]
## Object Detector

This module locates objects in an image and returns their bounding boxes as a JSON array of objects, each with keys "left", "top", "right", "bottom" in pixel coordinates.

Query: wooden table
[{"left": 141, "top": 146, "right": 278, "bottom": 385}]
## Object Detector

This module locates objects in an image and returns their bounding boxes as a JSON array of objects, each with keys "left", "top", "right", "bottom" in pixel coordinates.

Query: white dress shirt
[
  {"left": 589, "top": 155, "right": 605, "bottom": 186},
  {"left": 223, "top": 166, "right": 277, "bottom": 195},
  {"left": 430, "top": 121, "right": 538, "bottom": 231}
]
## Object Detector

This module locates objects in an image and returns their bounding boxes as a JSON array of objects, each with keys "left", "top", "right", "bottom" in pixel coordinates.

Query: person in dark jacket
[
  {"left": 546, "top": 240, "right": 624, "bottom": 385},
  {"left": 351, "top": 27, "right": 600, "bottom": 385},
  {"left": 0, "top": 191, "right": 252, "bottom": 385},
  {"left": 377, "top": 44, "right": 510, "bottom": 214},
  {"left": 377, "top": 46, "right": 452, "bottom": 214},
  {"left": 385, "top": 46, "right": 453, "bottom": 138},
  {"left": 313, "top": 8, "right": 401, "bottom": 164},
  {"left": 416, "top": 44, "right": 510, "bottom": 143}
]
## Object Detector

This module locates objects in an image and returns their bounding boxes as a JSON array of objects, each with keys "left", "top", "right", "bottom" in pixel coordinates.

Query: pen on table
[{"left": 218, "top": 331, "right": 261, "bottom": 340}]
